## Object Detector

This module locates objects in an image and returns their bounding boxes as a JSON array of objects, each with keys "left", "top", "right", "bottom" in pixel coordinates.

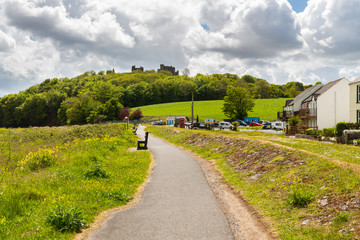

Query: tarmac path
[{"left": 87, "top": 126, "right": 234, "bottom": 240}]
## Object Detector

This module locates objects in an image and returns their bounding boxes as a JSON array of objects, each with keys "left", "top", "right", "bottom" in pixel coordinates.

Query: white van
[
  {"left": 219, "top": 121, "right": 233, "bottom": 130},
  {"left": 271, "top": 121, "right": 285, "bottom": 130}
]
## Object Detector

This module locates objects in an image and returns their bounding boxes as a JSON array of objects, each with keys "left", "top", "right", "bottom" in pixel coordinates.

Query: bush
[
  {"left": 19, "top": 148, "right": 56, "bottom": 171},
  {"left": 129, "top": 108, "right": 143, "bottom": 120},
  {"left": 287, "top": 186, "right": 314, "bottom": 208},
  {"left": 47, "top": 205, "right": 87, "bottom": 233},
  {"left": 336, "top": 122, "right": 347, "bottom": 137},
  {"left": 322, "top": 128, "right": 336, "bottom": 138},
  {"left": 84, "top": 164, "right": 110, "bottom": 179},
  {"left": 305, "top": 128, "right": 316, "bottom": 136}
]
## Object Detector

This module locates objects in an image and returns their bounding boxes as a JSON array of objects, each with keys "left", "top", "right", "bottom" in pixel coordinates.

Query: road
[{"left": 87, "top": 126, "right": 234, "bottom": 240}]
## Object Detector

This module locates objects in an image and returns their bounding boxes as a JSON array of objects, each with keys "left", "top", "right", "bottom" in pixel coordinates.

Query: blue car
[{"left": 236, "top": 120, "right": 248, "bottom": 126}]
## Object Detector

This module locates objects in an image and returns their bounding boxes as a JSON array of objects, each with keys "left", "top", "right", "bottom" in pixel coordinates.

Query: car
[
  {"left": 235, "top": 120, "right": 248, "bottom": 126},
  {"left": 271, "top": 121, "right": 285, "bottom": 130},
  {"left": 152, "top": 121, "right": 164, "bottom": 125},
  {"left": 249, "top": 122, "right": 263, "bottom": 127},
  {"left": 211, "top": 122, "right": 219, "bottom": 128},
  {"left": 218, "top": 121, "right": 233, "bottom": 130},
  {"left": 262, "top": 122, "right": 272, "bottom": 129},
  {"left": 192, "top": 122, "right": 206, "bottom": 129}
]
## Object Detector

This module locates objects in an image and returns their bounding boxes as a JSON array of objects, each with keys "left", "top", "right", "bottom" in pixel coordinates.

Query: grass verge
[
  {"left": 147, "top": 126, "right": 360, "bottom": 239},
  {"left": 0, "top": 124, "right": 151, "bottom": 239}
]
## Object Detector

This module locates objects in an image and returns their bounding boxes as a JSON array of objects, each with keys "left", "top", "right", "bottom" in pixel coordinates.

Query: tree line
[{"left": 0, "top": 69, "right": 312, "bottom": 127}]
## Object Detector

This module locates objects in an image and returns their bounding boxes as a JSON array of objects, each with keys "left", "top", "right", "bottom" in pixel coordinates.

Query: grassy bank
[
  {"left": 0, "top": 124, "right": 151, "bottom": 239},
  {"left": 136, "top": 98, "right": 289, "bottom": 121},
  {"left": 147, "top": 126, "right": 360, "bottom": 239}
]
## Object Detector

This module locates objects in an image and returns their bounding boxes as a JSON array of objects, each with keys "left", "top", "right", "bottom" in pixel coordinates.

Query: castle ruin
[{"left": 157, "top": 64, "right": 179, "bottom": 76}]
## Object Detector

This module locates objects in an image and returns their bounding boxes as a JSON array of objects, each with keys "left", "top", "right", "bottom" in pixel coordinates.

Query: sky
[{"left": 0, "top": 0, "right": 360, "bottom": 96}]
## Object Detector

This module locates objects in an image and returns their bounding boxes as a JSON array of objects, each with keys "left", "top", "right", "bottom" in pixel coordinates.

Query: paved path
[{"left": 87, "top": 126, "right": 234, "bottom": 240}]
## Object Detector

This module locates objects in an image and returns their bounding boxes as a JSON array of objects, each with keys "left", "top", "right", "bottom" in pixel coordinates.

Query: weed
[
  {"left": 105, "top": 191, "right": 133, "bottom": 202},
  {"left": 84, "top": 164, "right": 110, "bottom": 179},
  {"left": 47, "top": 205, "right": 87, "bottom": 233},
  {"left": 19, "top": 148, "right": 56, "bottom": 171},
  {"left": 287, "top": 186, "right": 314, "bottom": 208},
  {"left": 334, "top": 212, "right": 350, "bottom": 224}
]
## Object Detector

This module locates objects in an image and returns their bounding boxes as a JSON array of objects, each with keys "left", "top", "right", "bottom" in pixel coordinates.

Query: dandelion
[{"left": 0, "top": 216, "right": 6, "bottom": 224}]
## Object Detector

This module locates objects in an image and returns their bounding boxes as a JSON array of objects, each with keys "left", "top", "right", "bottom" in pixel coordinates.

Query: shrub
[
  {"left": 129, "top": 108, "right": 143, "bottom": 120},
  {"left": 322, "top": 128, "right": 336, "bottom": 138},
  {"left": 19, "top": 148, "right": 56, "bottom": 171},
  {"left": 287, "top": 186, "right": 314, "bottom": 208},
  {"left": 305, "top": 128, "right": 316, "bottom": 136},
  {"left": 47, "top": 205, "right": 87, "bottom": 233},
  {"left": 336, "top": 122, "right": 347, "bottom": 137},
  {"left": 119, "top": 107, "right": 130, "bottom": 120},
  {"left": 84, "top": 164, "right": 110, "bottom": 179}
]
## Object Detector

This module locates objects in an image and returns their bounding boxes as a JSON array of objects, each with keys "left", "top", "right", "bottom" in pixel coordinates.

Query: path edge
[{"left": 73, "top": 150, "right": 156, "bottom": 240}]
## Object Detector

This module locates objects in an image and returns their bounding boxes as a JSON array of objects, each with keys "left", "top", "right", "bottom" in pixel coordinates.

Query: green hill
[{"left": 137, "top": 98, "right": 289, "bottom": 121}]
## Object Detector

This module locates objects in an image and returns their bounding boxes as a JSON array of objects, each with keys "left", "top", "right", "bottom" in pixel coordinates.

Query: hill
[
  {"left": 0, "top": 69, "right": 308, "bottom": 128},
  {"left": 137, "top": 98, "right": 289, "bottom": 121}
]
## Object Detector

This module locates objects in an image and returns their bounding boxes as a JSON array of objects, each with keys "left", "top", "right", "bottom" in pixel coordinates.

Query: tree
[{"left": 222, "top": 86, "right": 255, "bottom": 120}]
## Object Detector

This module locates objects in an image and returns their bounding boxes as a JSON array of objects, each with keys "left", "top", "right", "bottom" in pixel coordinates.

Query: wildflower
[{"left": 1, "top": 216, "right": 6, "bottom": 224}]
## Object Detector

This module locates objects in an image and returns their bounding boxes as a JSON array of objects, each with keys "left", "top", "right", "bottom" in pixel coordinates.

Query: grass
[
  {"left": 136, "top": 98, "right": 289, "bottom": 121},
  {"left": 147, "top": 125, "right": 360, "bottom": 239},
  {"left": 0, "top": 124, "right": 151, "bottom": 239}
]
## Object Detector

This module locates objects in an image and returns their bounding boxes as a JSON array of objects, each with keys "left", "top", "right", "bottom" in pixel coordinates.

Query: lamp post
[{"left": 125, "top": 116, "right": 129, "bottom": 129}]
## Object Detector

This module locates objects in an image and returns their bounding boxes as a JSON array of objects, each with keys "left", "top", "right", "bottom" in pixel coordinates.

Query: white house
[
  {"left": 349, "top": 77, "right": 360, "bottom": 123},
  {"left": 300, "top": 77, "right": 350, "bottom": 130}
]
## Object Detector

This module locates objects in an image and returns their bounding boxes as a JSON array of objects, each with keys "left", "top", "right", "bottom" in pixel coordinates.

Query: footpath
[{"left": 87, "top": 126, "right": 234, "bottom": 240}]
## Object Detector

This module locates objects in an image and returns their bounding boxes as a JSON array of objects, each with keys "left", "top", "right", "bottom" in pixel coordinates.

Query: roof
[
  {"left": 349, "top": 77, "right": 360, "bottom": 85},
  {"left": 288, "top": 84, "right": 320, "bottom": 105},
  {"left": 303, "top": 78, "right": 343, "bottom": 102}
]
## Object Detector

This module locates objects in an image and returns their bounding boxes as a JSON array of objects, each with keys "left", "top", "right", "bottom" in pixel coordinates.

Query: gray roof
[
  {"left": 289, "top": 84, "right": 319, "bottom": 105},
  {"left": 303, "top": 78, "right": 343, "bottom": 102}
]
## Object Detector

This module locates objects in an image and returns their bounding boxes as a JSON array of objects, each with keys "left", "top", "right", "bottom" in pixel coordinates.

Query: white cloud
[{"left": 0, "top": 30, "right": 16, "bottom": 52}]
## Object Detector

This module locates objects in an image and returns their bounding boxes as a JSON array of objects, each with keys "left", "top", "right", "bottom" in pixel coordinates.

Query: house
[
  {"left": 278, "top": 84, "right": 322, "bottom": 121},
  {"left": 278, "top": 77, "right": 350, "bottom": 130},
  {"left": 349, "top": 77, "right": 360, "bottom": 123}
]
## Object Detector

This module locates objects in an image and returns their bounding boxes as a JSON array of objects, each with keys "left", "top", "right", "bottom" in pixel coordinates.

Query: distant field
[{"left": 137, "top": 98, "right": 290, "bottom": 121}]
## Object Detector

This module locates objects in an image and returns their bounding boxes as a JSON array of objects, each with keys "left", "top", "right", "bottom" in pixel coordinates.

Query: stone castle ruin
[{"left": 131, "top": 64, "right": 179, "bottom": 76}]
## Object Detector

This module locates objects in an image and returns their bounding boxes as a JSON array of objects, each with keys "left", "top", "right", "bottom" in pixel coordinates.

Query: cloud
[
  {"left": 1, "top": 0, "right": 360, "bottom": 97},
  {"left": 0, "top": 30, "right": 16, "bottom": 52}
]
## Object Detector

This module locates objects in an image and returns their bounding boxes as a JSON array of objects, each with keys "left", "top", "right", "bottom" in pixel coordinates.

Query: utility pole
[{"left": 191, "top": 92, "right": 194, "bottom": 128}]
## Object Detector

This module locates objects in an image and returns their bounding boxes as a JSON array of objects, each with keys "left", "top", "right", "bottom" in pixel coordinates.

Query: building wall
[
  {"left": 317, "top": 78, "right": 350, "bottom": 129},
  {"left": 349, "top": 82, "right": 360, "bottom": 123}
]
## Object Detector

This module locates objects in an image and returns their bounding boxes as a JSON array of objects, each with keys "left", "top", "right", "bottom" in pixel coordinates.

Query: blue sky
[{"left": 288, "top": 0, "right": 309, "bottom": 13}]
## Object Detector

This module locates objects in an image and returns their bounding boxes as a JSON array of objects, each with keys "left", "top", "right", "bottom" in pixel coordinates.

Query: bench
[
  {"left": 137, "top": 132, "right": 149, "bottom": 150},
  {"left": 132, "top": 128, "right": 138, "bottom": 135}
]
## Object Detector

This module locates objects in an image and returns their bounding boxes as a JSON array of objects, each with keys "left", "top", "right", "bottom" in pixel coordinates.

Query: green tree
[{"left": 222, "top": 86, "right": 255, "bottom": 120}]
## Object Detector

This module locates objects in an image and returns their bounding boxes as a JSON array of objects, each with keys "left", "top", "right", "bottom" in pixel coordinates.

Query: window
[
  {"left": 357, "top": 85, "right": 360, "bottom": 103},
  {"left": 358, "top": 110, "right": 360, "bottom": 123}
]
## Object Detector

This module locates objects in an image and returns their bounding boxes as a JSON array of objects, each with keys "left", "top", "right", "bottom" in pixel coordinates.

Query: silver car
[{"left": 218, "top": 121, "right": 233, "bottom": 130}]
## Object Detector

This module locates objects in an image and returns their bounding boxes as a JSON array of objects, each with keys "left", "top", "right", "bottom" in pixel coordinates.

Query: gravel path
[{"left": 87, "top": 126, "right": 234, "bottom": 240}]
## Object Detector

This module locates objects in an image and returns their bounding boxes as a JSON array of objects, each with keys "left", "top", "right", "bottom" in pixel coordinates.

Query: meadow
[
  {"left": 147, "top": 125, "right": 360, "bottom": 239},
  {"left": 136, "top": 98, "right": 289, "bottom": 121},
  {"left": 0, "top": 124, "right": 151, "bottom": 239}
]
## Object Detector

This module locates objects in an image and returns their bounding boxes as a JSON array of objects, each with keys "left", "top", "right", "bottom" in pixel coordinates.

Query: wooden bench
[
  {"left": 137, "top": 132, "right": 149, "bottom": 150},
  {"left": 132, "top": 128, "right": 138, "bottom": 135}
]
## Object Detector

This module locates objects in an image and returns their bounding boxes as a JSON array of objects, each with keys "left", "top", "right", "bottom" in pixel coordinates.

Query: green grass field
[
  {"left": 0, "top": 124, "right": 151, "bottom": 239},
  {"left": 136, "top": 98, "right": 289, "bottom": 121}
]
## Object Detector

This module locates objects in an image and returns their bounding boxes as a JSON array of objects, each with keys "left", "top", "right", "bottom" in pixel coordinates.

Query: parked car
[
  {"left": 249, "top": 122, "right": 263, "bottom": 127},
  {"left": 235, "top": 120, "right": 248, "bottom": 126},
  {"left": 192, "top": 122, "right": 206, "bottom": 129},
  {"left": 152, "top": 121, "right": 164, "bottom": 125},
  {"left": 211, "top": 122, "right": 219, "bottom": 128},
  {"left": 219, "top": 121, "right": 233, "bottom": 130},
  {"left": 262, "top": 122, "right": 272, "bottom": 129},
  {"left": 271, "top": 121, "right": 285, "bottom": 130}
]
